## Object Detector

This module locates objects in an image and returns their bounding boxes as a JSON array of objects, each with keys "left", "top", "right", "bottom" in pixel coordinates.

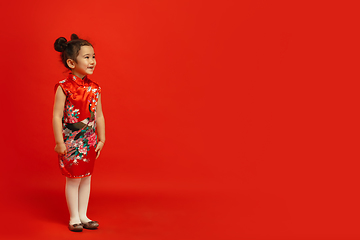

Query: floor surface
[{"left": 1, "top": 179, "right": 244, "bottom": 240}]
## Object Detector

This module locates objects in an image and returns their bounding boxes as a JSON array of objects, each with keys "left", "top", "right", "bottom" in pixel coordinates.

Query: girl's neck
[{"left": 72, "top": 71, "right": 86, "bottom": 80}]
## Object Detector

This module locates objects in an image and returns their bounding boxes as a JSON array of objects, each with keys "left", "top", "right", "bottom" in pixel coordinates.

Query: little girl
[{"left": 52, "top": 34, "right": 105, "bottom": 232}]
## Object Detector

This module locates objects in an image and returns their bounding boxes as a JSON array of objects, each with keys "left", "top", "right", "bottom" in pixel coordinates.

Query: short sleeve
[
  {"left": 90, "top": 80, "right": 101, "bottom": 94},
  {"left": 54, "top": 80, "right": 69, "bottom": 95}
]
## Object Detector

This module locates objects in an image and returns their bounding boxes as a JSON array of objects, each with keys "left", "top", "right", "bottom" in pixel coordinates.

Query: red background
[{"left": 1, "top": 0, "right": 360, "bottom": 239}]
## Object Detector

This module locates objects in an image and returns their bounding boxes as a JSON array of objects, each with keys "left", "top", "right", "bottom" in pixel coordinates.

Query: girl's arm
[
  {"left": 95, "top": 94, "right": 105, "bottom": 159},
  {"left": 53, "top": 86, "right": 67, "bottom": 155}
]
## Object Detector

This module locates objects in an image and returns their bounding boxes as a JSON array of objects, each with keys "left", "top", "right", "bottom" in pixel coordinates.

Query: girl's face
[{"left": 72, "top": 46, "right": 96, "bottom": 78}]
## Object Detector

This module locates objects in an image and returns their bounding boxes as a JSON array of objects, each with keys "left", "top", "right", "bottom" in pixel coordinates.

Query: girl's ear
[{"left": 66, "top": 59, "right": 76, "bottom": 69}]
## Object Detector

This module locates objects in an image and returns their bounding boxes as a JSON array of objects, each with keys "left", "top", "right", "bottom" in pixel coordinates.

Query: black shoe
[
  {"left": 82, "top": 221, "right": 99, "bottom": 229},
  {"left": 68, "top": 223, "right": 83, "bottom": 232}
]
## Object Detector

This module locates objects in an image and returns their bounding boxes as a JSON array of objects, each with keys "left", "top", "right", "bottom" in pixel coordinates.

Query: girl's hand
[
  {"left": 54, "top": 143, "right": 67, "bottom": 155},
  {"left": 95, "top": 141, "right": 104, "bottom": 159}
]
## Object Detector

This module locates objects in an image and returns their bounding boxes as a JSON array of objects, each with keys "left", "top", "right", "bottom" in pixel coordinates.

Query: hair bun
[
  {"left": 71, "top": 34, "right": 79, "bottom": 40},
  {"left": 54, "top": 37, "right": 68, "bottom": 52}
]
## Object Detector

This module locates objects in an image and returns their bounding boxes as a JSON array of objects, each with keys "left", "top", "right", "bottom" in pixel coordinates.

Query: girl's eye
[{"left": 85, "top": 56, "right": 89, "bottom": 59}]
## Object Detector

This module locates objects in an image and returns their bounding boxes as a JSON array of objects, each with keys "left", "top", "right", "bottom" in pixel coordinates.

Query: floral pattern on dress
[
  {"left": 63, "top": 119, "right": 97, "bottom": 159},
  {"left": 59, "top": 118, "right": 98, "bottom": 177},
  {"left": 64, "top": 99, "right": 80, "bottom": 123}
]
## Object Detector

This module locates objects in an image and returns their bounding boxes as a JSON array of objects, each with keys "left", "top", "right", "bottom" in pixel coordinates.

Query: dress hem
[{"left": 61, "top": 172, "right": 93, "bottom": 178}]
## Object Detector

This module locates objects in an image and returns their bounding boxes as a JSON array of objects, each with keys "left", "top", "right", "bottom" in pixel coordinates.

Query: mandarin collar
[{"left": 69, "top": 73, "right": 88, "bottom": 86}]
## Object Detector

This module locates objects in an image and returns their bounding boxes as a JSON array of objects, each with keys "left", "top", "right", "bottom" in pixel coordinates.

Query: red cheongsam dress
[{"left": 55, "top": 73, "right": 101, "bottom": 178}]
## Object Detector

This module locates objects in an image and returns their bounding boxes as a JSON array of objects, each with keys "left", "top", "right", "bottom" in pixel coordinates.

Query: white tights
[{"left": 65, "top": 176, "right": 93, "bottom": 224}]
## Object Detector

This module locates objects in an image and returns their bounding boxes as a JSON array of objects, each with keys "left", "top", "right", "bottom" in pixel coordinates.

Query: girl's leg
[
  {"left": 65, "top": 177, "right": 82, "bottom": 225},
  {"left": 78, "top": 175, "right": 92, "bottom": 223}
]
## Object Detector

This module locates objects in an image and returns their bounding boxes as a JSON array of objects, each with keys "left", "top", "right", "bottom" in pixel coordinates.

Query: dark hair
[{"left": 54, "top": 34, "right": 93, "bottom": 69}]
